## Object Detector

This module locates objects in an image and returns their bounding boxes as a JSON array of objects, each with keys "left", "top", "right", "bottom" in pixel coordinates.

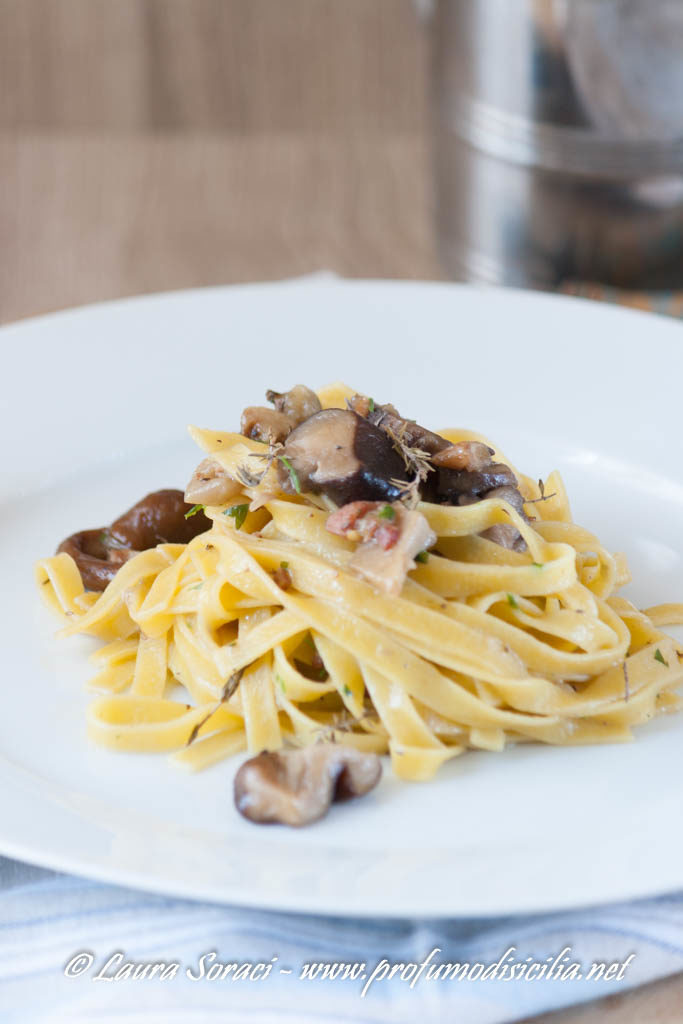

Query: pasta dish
[{"left": 36, "top": 383, "right": 683, "bottom": 823}]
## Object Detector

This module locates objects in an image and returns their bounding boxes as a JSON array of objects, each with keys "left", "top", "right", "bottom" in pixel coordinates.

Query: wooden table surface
[
  {"left": 2, "top": 2, "right": 682, "bottom": 1019},
  {"left": 0, "top": 0, "right": 440, "bottom": 324}
]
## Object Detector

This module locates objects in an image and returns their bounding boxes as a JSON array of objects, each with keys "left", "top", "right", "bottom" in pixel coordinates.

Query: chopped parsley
[
  {"left": 278, "top": 455, "right": 301, "bottom": 494},
  {"left": 506, "top": 593, "right": 519, "bottom": 609},
  {"left": 275, "top": 673, "right": 287, "bottom": 693},
  {"left": 280, "top": 561, "right": 289, "bottom": 569},
  {"left": 532, "top": 562, "right": 544, "bottom": 569},
  {"left": 224, "top": 503, "right": 249, "bottom": 530},
  {"left": 343, "top": 684, "right": 352, "bottom": 697},
  {"left": 415, "top": 550, "right": 429, "bottom": 564},
  {"left": 368, "top": 397, "right": 375, "bottom": 413},
  {"left": 184, "top": 504, "right": 205, "bottom": 519},
  {"left": 654, "top": 648, "right": 669, "bottom": 667},
  {"left": 378, "top": 504, "right": 395, "bottom": 521}
]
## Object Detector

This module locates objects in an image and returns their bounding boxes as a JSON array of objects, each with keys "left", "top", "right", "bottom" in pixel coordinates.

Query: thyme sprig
[
  {"left": 311, "top": 710, "right": 380, "bottom": 743},
  {"left": 185, "top": 665, "right": 248, "bottom": 748},
  {"left": 235, "top": 464, "right": 266, "bottom": 488},
  {"left": 389, "top": 475, "right": 422, "bottom": 510},
  {"left": 384, "top": 422, "right": 434, "bottom": 484},
  {"left": 236, "top": 439, "right": 284, "bottom": 488},
  {"left": 525, "top": 479, "right": 557, "bottom": 505}
]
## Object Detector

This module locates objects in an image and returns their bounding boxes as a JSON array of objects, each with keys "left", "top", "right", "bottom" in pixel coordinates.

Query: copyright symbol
[{"left": 64, "top": 952, "right": 94, "bottom": 978}]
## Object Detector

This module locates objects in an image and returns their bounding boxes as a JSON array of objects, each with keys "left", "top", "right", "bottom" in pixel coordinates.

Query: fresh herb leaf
[
  {"left": 415, "top": 550, "right": 429, "bottom": 564},
  {"left": 655, "top": 648, "right": 669, "bottom": 667},
  {"left": 225, "top": 503, "right": 249, "bottom": 530},
  {"left": 275, "top": 673, "right": 286, "bottom": 693},
  {"left": 184, "top": 504, "right": 205, "bottom": 520},
  {"left": 343, "top": 684, "right": 352, "bottom": 696},
  {"left": 506, "top": 593, "right": 519, "bottom": 609},
  {"left": 278, "top": 455, "right": 301, "bottom": 494},
  {"left": 532, "top": 562, "right": 544, "bottom": 569},
  {"left": 368, "top": 398, "right": 375, "bottom": 413},
  {"left": 378, "top": 504, "right": 395, "bottom": 521},
  {"left": 280, "top": 561, "right": 289, "bottom": 569}
]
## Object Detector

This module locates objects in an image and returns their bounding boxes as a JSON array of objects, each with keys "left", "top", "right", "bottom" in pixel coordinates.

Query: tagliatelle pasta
[{"left": 36, "top": 382, "right": 683, "bottom": 781}]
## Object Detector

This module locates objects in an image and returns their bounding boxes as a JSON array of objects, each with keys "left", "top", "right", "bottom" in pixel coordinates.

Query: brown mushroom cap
[
  {"left": 266, "top": 385, "right": 322, "bottom": 423},
  {"left": 281, "top": 408, "right": 406, "bottom": 505},
  {"left": 367, "top": 402, "right": 450, "bottom": 456},
  {"left": 480, "top": 485, "right": 528, "bottom": 551},
  {"left": 57, "top": 529, "right": 133, "bottom": 592},
  {"left": 234, "top": 745, "right": 382, "bottom": 826},
  {"left": 432, "top": 441, "right": 495, "bottom": 471},
  {"left": 58, "top": 489, "right": 211, "bottom": 591},
  {"left": 110, "top": 489, "right": 210, "bottom": 548},
  {"left": 433, "top": 463, "right": 518, "bottom": 504},
  {"left": 240, "top": 407, "right": 295, "bottom": 444}
]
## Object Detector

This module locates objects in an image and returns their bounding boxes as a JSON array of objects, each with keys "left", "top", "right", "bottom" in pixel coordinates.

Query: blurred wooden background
[
  {"left": 0, "top": 0, "right": 439, "bottom": 323},
  {"left": 2, "top": 3, "right": 683, "bottom": 1020}
]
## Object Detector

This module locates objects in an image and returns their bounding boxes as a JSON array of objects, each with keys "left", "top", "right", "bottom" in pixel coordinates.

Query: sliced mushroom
[
  {"left": 240, "top": 407, "right": 295, "bottom": 444},
  {"left": 240, "top": 386, "right": 323, "bottom": 446},
  {"left": 481, "top": 523, "right": 527, "bottom": 551},
  {"left": 485, "top": 484, "right": 526, "bottom": 516},
  {"left": 280, "top": 409, "right": 406, "bottom": 505},
  {"left": 236, "top": 387, "right": 531, "bottom": 556},
  {"left": 365, "top": 400, "right": 450, "bottom": 456},
  {"left": 432, "top": 441, "right": 495, "bottom": 471},
  {"left": 58, "top": 489, "right": 210, "bottom": 591},
  {"left": 109, "top": 489, "right": 210, "bottom": 548},
  {"left": 185, "top": 458, "right": 243, "bottom": 506},
  {"left": 56, "top": 529, "right": 135, "bottom": 592},
  {"left": 480, "top": 485, "right": 528, "bottom": 551},
  {"left": 434, "top": 463, "right": 518, "bottom": 503},
  {"left": 234, "top": 745, "right": 382, "bottom": 826},
  {"left": 266, "top": 385, "right": 321, "bottom": 423}
]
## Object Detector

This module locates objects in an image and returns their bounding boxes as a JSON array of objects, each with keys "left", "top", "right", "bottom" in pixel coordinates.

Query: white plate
[{"left": 2, "top": 279, "right": 683, "bottom": 918}]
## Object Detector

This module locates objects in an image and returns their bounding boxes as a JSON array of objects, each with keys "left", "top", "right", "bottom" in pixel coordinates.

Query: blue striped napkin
[{"left": 2, "top": 856, "right": 683, "bottom": 1023}]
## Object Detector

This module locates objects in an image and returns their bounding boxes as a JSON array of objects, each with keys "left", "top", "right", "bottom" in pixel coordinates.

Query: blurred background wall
[{"left": 0, "top": 0, "right": 441, "bottom": 323}]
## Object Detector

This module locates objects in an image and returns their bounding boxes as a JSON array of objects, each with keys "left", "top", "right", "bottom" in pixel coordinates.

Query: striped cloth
[{"left": 2, "top": 857, "right": 683, "bottom": 1023}]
